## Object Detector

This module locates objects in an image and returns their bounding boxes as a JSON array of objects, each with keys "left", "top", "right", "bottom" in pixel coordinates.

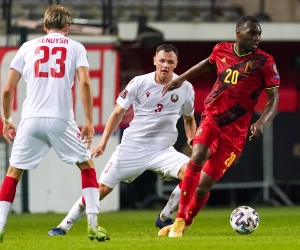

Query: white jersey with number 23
[{"left": 10, "top": 33, "right": 89, "bottom": 120}]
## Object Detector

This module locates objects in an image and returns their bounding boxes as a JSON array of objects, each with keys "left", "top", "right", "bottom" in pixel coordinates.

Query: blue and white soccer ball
[{"left": 230, "top": 205, "right": 260, "bottom": 234}]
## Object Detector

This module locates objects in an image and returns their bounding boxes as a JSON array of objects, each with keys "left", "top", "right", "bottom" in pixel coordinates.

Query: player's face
[
  {"left": 237, "top": 21, "right": 262, "bottom": 53},
  {"left": 153, "top": 50, "right": 178, "bottom": 84}
]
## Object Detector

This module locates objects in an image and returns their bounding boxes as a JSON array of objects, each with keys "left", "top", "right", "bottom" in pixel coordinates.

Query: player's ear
[
  {"left": 153, "top": 56, "right": 156, "bottom": 65},
  {"left": 174, "top": 61, "right": 178, "bottom": 69},
  {"left": 43, "top": 25, "right": 47, "bottom": 33}
]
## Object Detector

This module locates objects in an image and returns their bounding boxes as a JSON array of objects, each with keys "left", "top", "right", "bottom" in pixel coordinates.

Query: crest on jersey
[
  {"left": 170, "top": 94, "right": 179, "bottom": 103},
  {"left": 146, "top": 92, "right": 150, "bottom": 98},
  {"left": 244, "top": 61, "right": 253, "bottom": 74},
  {"left": 120, "top": 88, "right": 128, "bottom": 99}
]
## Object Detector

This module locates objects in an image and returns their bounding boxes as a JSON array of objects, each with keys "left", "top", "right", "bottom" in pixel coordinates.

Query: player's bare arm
[
  {"left": 77, "top": 66, "right": 94, "bottom": 148},
  {"left": 249, "top": 87, "right": 279, "bottom": 141},
  {"left": 2, "top": 69, "right": 21, "bottom": 143},
  {"left": 183, "top": 114, "right": 197, "bottom": 146},
  {"left": 162, "top": 58, "right": 215, "bottom": 96},
  {"left": 91, "top": 104, "right": 127, "bottom": 158}
]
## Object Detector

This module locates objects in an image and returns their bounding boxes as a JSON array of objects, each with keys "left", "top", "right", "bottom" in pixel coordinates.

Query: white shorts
[
  {"left": 10, "top": 118, "right": 91, "bottom": 170},
  {"left": 99, "top": 145, "right": 189, "bottom": 189}
]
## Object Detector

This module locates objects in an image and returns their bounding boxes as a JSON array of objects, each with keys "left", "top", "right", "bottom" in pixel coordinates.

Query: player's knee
[
  {"left": 190, "top": 144, "right": 209, "bottom": 165},
  {"left": 195, "top": 180, "right": 212, "bottom": 196},
  {"left": 195, "top": 185, "right": 210, "bottom": 197}
]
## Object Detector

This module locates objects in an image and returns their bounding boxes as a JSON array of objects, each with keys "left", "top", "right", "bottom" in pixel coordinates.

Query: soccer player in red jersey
[{"left": 159, "top": 15, "right": 280, "bottom": 237}]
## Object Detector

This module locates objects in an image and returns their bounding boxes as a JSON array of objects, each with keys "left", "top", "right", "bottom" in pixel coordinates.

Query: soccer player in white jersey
[
  {"left": 47, "top": 44, "right": 197, "bottom": 236},
  {"left": 0, "top": 5, "right": 109, "bottom": 243}
]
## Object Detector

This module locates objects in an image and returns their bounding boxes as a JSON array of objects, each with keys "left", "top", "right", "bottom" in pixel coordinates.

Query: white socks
[
  {"left": 160, "top": 184, "right": 181, "bottom": 220},
  {"left": 59, "top": 197, "right": 86, "bottom": 231},
  {"left": 87, "top": 213, "right": 98, "bottom": 229},
  {"left": 0, "top": 201, "right": 11, "bottom": 233}
]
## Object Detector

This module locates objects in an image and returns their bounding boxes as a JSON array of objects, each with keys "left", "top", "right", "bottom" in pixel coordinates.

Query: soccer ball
[{"left": 230, "top": 205, "right": 260, "bottom": 234}]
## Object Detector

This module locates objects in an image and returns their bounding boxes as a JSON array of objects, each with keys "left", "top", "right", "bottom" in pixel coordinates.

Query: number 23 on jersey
[{"left": 35, "top": 46, "right": 67, "bottom": 78}]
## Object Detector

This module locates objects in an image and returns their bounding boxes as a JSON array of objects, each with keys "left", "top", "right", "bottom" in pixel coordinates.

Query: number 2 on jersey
[{"left": 34, "top": 46, "right": 67, "bottom": 78}]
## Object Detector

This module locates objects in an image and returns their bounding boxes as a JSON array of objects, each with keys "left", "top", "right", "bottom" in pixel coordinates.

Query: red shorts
[{"left": 192, "top": 117, "right": 246, "bottom": 181}]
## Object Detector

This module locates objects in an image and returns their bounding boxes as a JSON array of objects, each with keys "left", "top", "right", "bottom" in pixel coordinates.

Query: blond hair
[{"left": 44, "top": 5, "right": 72, "bottom": 30}]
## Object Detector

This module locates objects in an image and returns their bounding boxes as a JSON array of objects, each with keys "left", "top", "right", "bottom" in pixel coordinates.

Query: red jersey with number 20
[{"left": 203, "top": 42, "right": 280, "bottom": 137}]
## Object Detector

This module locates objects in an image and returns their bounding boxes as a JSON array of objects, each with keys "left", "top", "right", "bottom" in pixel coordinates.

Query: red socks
[
  {"left": 186, "top": 192, "right": 210, "bottom": 226},
  {"left": 0, "top": 176, "right": 18, "bottom": 203},
  {"left": 81, "top": 168, "right": 98, "bottom": 189},
  {"left": 176, "top": 161, "right": 202, "bottom": 220}
]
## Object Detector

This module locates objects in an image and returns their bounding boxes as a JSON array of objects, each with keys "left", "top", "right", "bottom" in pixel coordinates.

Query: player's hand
[
  {"left": 2, "top": 122, "right": 17, "bottom": 144},
  {"left": 81, "top": 122, "right": 95, "bottom": 149},
  {"left": 162, "top": 78, "right": 184, "bottom": 96},
  {"left": 91, "top": 143, "right": 106, "bottom": 158},
  {"left": 249, "top": 122, "right": 263, "bottom": 141}
]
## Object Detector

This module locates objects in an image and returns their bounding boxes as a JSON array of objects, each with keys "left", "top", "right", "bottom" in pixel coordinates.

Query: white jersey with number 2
[
  {"left": 10, "top": 33, "right": 89, "bottom": 120},
  {"left": 117, "top": 72, "right": 194, "bottom": 150}
]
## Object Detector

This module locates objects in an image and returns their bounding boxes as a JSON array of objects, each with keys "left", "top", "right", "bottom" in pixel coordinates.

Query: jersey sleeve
[
  {"left": 182, "top": 81, "right": 195, "bottom": 116},
  {"left": 116, "top": 77, "right": 138, "bottom": 110},
  {"left": 262, "top": 56, "right": 280, "bottom": 89},
  {"left": 75, "top": 43, "right": 89, "bottom": 69},
  {"left": 10, "top": 44, "right": 26, "bottom": 74},
  {"left": 208, "top": 43, "right": 221, "bottom": 65}
]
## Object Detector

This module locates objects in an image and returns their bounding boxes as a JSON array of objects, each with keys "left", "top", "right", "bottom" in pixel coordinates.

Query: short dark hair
[
  {"left": 155, "top": 44, "right": 178, "bottom": 58},
  {"left": 236, "top": 15, "right": 259, "bottom": 29}
]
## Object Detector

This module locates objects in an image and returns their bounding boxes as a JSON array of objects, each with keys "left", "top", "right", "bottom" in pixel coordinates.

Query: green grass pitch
[{"left": 2, "top": 207, "right": 300, "bottom": 250}]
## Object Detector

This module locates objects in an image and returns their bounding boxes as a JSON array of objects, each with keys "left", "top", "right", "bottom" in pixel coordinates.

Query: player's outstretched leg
[
  {"left": 87, "top": 226, "right": 110, "bottom": 242},
  {"left": 156, "top": 182, "right": 182, "bottom": 229},
  {"left": 48, "top": 196, "right": 87, "bottom": 236}
]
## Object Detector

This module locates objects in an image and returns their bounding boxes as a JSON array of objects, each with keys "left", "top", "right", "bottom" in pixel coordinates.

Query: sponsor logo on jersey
[
  {"left": 146, "top": 92, "right": 150, "bottom": 98},
  {"left": 120, "top": 89, "right": 128, "bottom": 99},
  {"left": 170, "top": 94, "right": 179, "bottom": 102},
  {"left": 221, "top": 57, "right": 226, "bottom": 63}
]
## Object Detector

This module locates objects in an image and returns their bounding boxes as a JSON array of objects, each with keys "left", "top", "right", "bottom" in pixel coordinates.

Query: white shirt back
[
  {"left": 10, "top": 33, "right": 89, "bottom": 120},
  {"left": 117, "top": 72, "right": 194, "bottom": 150}
]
